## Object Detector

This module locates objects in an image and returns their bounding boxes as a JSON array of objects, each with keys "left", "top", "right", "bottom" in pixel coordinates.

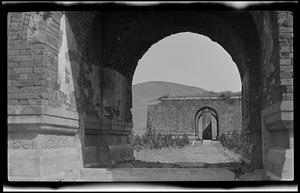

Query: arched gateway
[
  {"left": 195, "top": 107, "right": 219, "bottom": 141},
  {"left": 7, "top": 9, "right": 293, "bottom": 180}
]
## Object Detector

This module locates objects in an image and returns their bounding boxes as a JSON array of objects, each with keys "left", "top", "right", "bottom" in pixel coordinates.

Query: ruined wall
[{"left": 146, "top": 97, "right": 242, "bottom": 139}]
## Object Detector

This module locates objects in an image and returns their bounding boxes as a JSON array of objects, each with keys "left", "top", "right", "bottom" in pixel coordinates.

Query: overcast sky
[{"left": 132, "top": 32, "right": 241, "bottom": 92}]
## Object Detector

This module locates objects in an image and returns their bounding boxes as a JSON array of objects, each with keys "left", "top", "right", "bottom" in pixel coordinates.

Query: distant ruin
[{"left": 146, "top": 95, "right": 242, "bottom": 141}]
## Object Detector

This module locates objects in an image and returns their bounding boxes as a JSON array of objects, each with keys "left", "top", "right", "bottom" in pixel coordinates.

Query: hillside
[{"left": 132, "top": 81, "right": 218, "bottom": 135}]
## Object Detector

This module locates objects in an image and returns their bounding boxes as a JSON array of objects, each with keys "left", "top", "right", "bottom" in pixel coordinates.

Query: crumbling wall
[{"left": 146, "top": 97, "right": 242, "bottom": 138}]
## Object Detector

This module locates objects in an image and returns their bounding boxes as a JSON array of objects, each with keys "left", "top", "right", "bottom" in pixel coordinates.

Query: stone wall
[
  {"left": 146, "top": 96, "right": 242, "bottom": 139},
  {"left": 260, "top": 11, "right": 294, "bottom": 180}
]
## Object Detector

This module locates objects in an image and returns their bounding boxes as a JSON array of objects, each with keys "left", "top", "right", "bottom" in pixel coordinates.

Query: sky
[{"left": 132, "top": 32, "right": 241, "bottom": 92}]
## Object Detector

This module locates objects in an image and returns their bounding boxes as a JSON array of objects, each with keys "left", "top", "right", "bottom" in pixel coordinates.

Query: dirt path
[
  {"left": 133, "top": 142, "right": 240, "bottom": 163},
  {"left": 92, "top": 143, "right": 264, "bottom": 180}
]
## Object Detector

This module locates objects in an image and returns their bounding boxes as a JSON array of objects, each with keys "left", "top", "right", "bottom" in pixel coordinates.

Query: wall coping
[{"left": 147, "top": 95, "right": 242, "bottom": 104}]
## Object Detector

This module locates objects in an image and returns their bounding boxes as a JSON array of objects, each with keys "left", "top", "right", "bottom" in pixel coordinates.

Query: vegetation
[
  {"left": 156, "top": 93, "right": 170, "bottom": 100},
  {"left": 130, "top": 127, "right": 190, "bottom": 152},
  {"left": 218, "top": 129, "right": 242, "bottom": 154},
  {"left": 219, "top": 91, "right": 240, "bottom": 104}
]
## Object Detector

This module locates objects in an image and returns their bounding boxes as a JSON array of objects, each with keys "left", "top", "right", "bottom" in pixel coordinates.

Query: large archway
[{"left": 87, "top": 11, "right": 262, "bottom": 168}]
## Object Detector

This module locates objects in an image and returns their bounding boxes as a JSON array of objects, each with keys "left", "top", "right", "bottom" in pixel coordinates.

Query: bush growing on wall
[{"left": 130, "top": 127, "right": 190, "bottom": 151}]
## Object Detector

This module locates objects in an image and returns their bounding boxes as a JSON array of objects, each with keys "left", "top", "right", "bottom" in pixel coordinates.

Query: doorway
[{"left": 195, "top": 107, "right": 218, "bottom": 141}]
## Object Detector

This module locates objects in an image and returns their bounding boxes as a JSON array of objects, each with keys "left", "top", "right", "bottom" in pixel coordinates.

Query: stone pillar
[
  {"left": 261, "top": 11, "right": 293, "bottom": 180},
  {"left": 7, "top": 12, "right": 82, "bottom": 180}
]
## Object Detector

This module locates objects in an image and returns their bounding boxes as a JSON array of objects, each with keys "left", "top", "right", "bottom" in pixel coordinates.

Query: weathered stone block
[
  {"left": 19, "top": 49, "right": 31, "bottom": 55},
  {"left": 8, "top": 62, "right": 19, "bottom": 68},
  {"left": 7, "top": 50, "right": 19, "bottom": 56},
  {"left": 9, "top": 55, "right": 33, "bottom": 62},
  {"left": 109, "top": 144, "right": 134, "bottom": 163},
  {"left": 280, "top": 78, "right": 293, "bottom": 86},
  {"left": 18, "top": 73, "right": 29, "bottom": 79},
  {"left": 286, "top": 85, "right": 293, "bottom": 93},
  {"left": 280, "top": 65, "right": 293, "bottom": 72},
  {"left": 282, "top": 93, "right": 293, "bottom": 101},
  {"left": 8, "top": 72, "right": 18, "bottom": 80},
  {"left": 280, "top": 71, "right": 293, "bottom": 79},
  {"left": 279, "top": 59, "right": 291, "bottom": 65},
  {"left": 279, "top": 52, "right": 293, "bottom": 59},
  {"left": 19, "top": 99, "right": 29, "bottom": 105},
  {"left": 12, "top": 80, "right": 34, "bottom": 87},
  {"left": 8, "top": 93, "right": 40, "bottom": 100},
  {"left": 8, "top": 149, "right": 42, "bottom": 178},
  {"left": 20, "top": 61, "right": 34, "bottom": 67},
  {"left": 279, "top": 27, "right": 293, "bottom": 33},
  {"left": 14, "top": 67, "right": 33, "bottom": 74},
  {"left": 28, "top": 99, "right": 48, "bottom": 105},
  {"left": 83, "top": 146, "right": 99, "bottom": 167},
  {"left": 265, "top": 148, "right": 293, "bottom": 180},
  {"left": 8, "top": 100, "right": 18, "bottom": 105},
  {"left": 280, "top": 46, "right": 290, "bottom": 52}
]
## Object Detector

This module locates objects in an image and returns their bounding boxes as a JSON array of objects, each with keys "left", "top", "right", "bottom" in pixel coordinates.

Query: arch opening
[
  {"left": 195, "top": 107, "right": 219, "bottom": 141},
  {"left": 79, "top": 10, "right": 262, "bottom": 169}
]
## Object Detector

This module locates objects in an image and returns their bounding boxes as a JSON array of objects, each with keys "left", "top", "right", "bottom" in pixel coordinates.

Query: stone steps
[{"left": 80, "top": 167, "right": 235, "bottom": 181}]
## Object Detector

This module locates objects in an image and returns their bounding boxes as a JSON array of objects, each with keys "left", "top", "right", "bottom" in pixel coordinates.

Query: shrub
[
  {"left": 219, "top": 130, "right": 242, "bottom": 154},
  {"left": 130, "top": 128, "right": 191, "bottom": 151}
]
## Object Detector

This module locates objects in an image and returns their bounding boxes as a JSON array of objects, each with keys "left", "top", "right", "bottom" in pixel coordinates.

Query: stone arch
[
  {"left": 62, "top": 10, "right": 292, "bottom": 178},
  {"left": 194, "top": 106, "right": 219, "bottom": 141},
  {"left": 81, "top": 10, "right": 263, "bottom": 168}
]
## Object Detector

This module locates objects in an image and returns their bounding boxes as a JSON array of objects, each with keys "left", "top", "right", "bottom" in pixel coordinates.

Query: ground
[
  {"left": 133, "top": 141, "right": 241, "bottom": 163},
  {"left": 81, "top": 141, "right": 265, "bottom": 180},
  {"left": 108, "top": 141, "right": 265, "bottom": 180}
]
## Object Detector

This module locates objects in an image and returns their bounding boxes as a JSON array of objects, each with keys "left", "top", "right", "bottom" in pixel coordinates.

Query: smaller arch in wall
[{"left": 195, "top": 107, "right": 219, "bottom": 141}]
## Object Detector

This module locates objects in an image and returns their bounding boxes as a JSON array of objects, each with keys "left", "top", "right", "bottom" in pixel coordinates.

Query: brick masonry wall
[
  {"left": 277, "top": 11, "right": 293, "bottom": 103},
  {"left": 8, "top": 12, "right": 61, "bottom": 106},
  {"left": 146, "top": 97, "right": 242, "bottom": 137},
  {"left": 253, "top": 11, "right": 293, "bottom": 109},
  {"left": 262, "top": 11, "right": 293, "bottom": 180}
]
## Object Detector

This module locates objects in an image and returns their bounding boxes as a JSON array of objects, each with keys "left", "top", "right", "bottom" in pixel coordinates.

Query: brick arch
[
  {"left": 100, "top": 12, "right": 259, "bottom": 81},
  {"left": 86, "top": 11, "right": 263, "bottom": 168},
  {"left": 44, "top": 10, "right": 263, "bottom": 170}
]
